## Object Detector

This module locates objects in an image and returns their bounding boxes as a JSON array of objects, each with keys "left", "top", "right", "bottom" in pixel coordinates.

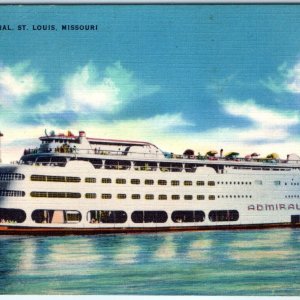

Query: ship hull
[
  {"left": 0, "top": 222, "right": 299, "bottom": 235},
  {"left": 1, "top": 154, "right": 300, "bottom": 234}
]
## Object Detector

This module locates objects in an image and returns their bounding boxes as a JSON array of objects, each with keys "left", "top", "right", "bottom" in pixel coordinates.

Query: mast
[{"left": 0, "top": 131, "right": 3, "bottom": 163}]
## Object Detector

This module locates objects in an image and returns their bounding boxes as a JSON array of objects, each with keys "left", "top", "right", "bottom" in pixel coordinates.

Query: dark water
[{"left": 0, "top": 228, "right": 299, "bottom": 295}]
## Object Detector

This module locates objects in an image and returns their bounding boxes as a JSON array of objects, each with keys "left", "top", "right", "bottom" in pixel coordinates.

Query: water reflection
[
  {"left": 186, "top": 238, "right": 212, "bottom": 261},
  {"left": 154, "top": 235, "right": 176, "bottom": 260},
  {"left": 15, "top": 238, "right": 37, "bottom": 273},
  {"left": 229, "top": 229, "right": 298, "bottom": 264},
  {"left": 114, "top": 243, "right": 140, "bottom": 264},
  {"left": 0, "top": 228, "right": 299, "bottom": 295}
]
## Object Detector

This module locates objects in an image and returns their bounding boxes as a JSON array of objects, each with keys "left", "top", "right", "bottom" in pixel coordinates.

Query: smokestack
[{"left": 78, "top": 131, "right": 86, "bottom": 144}]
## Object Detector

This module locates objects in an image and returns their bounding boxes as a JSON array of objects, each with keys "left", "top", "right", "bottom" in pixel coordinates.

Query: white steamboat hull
[{"left": 1, "top": 159, "right": 299, "bottom": 235}]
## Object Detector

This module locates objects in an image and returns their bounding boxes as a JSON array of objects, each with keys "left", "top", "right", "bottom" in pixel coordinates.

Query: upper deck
[
  {"left": 17, "top": 130, "right": 300, "bottom": 172},
  {"left": 30, "top": 130, "right": 164, "bottom": 159}
]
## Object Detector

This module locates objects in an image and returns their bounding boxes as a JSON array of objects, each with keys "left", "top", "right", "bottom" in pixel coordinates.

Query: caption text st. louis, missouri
[{"left": 0, "top": 24, "right": 98, "bottom": 31}]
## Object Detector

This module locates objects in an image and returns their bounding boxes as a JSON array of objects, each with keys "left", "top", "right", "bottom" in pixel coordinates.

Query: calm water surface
[{"left": 0, "top": 228, "right": 299, "bottom": 295}]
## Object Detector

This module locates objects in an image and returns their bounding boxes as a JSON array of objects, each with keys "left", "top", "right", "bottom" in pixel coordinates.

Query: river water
[{"left": 0, "top": 228, "right": 299, "bottom": 295}]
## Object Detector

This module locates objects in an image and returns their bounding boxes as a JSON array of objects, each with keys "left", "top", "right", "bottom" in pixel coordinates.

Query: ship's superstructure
[{"left": 0, "top": 130, "right": 299, "bottom": 234}]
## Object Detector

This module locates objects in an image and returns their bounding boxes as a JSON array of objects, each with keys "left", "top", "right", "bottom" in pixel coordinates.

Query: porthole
[
  {"left": 196, "top": 181, "right": 205, "bottom": 186},
  {"left": 171, "top": 180, "right": 180, "bottom": 186},
  {"left": 184, "top": 181, "right": 192, "bottom": 186},
  {"left": 85, "top": 193, "right": 96, "bottom": 199},
  {"left": 158, "top": 180, "right": 167, "bottom": 185},
  {"left": 145, "top": 179, "right": 154, "bottom": 185},
  {"left": 102, "top": 178, "right": 112, "bottom": 184},
  {"left": 85, "top": 177, "right": 96, "bottom": 183},
  {"left": 116, "top": 178, "right": 126, "bottom": 184},
  {"left": 131, "top": 179, "right": 140, "bottom": 185}
]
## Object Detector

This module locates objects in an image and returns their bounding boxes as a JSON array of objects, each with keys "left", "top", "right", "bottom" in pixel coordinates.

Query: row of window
[
  {"left": 1, "top": 190, "right": 291, "bottom": 200},
  {"left": 30, "top": 192, "right": 81, "bottom": 198},
  {"left": 0, "top": 208, "right": 239, "bottom": 224},
  {"left": 0, "top": 173, "right": 25, "bottom": 181},
  {"left": 97, "top": 194, "right": 208, "bottom": 200},
  {"left": 218, "top": 195, "right": 252, "bottom": 199},
  {"left": 0, "top": 189, "right": 254, "bottom": 200},
  {"left": 217, "top": 181, "right": 252, "bottom": 185},
  {"left": 90, "top": 194, "right": 253, "bottom": 200},
  {"left": 5, "top": 173, "right": 297, "bottom": 189},
  {"left": 27, "top": 191, "right": 251, "bottom": 200},
  {"left": 0, "top": 173, "right": 300, "bottom": 186},
  {"left": 31, "top": 175, "right": 80, "bottom": 182},
  {"left": 30, "top": 175, "right": 211, "bottom": 186},
  {"left": 4, "top": 174, "right": 289, "bottom": 188},
  {"left": 0, "top": 190, "right": 25, "bottom": 197},
  {"left": 4, "top": 192, "right": 297, "bottom": 200}
]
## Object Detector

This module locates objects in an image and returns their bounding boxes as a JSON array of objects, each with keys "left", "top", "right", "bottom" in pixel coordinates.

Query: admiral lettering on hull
[{"left": 248, "top": 204, "right": 300, "bottom": 211}]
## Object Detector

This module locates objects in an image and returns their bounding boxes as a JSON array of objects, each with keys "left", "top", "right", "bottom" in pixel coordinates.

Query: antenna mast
[{"left": 0, "top": 131, "right": 3, "bottom": 163}]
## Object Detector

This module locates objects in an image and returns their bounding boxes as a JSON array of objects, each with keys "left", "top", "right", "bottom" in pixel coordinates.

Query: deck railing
[
  {"left": 22, "top": 147, "right": 300, "bottom": 165},
  {"left": 23, "top": 147, "right": 164, "bottom": 159}
]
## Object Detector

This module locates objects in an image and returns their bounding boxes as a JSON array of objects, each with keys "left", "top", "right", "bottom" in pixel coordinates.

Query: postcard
[{"left": 0, "top": 3, "right": 299, "bottom": 297}]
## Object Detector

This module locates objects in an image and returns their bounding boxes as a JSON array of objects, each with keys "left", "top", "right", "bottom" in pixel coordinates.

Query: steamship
[{"left": 0, "top": 130, "right": 299, "bottom": 235}]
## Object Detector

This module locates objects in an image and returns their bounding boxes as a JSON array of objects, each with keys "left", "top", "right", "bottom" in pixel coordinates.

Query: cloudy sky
[{"left": 0, "top": 5, "right": 300, "bottom": 162}]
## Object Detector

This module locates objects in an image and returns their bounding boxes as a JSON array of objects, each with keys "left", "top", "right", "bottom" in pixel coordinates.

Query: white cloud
[
  {"left": 39, "top": 62, "right": 160, "bottom": 114},
  {"left": 0, "top": 113, "right": 192, "bottom": 163},
  {"left": 1, "top": 110, "right": 300, "bottom": 164},
  {"left": 223, "top": 99, "right": 299, "bottom": 128},
  {"left": 219, "top": 99, "right": 299, "bottom": 147},
  {"left": 0, "top": 62, "right": 46, "bottom": 106},
  {"left": 134, "top": 100, "right": 298, "bottom": 158},
  {"left": 64, "top": 64, "right": 120, "bottom": 112},
  {"left": 285, "top": 62, "right": 300, "bottom": 94},
  {"left": 2, "top": 59, "right": 300, "bottom": 165},
  {"left": 262, "top": 61, "right": 300, "bottom": 94}
]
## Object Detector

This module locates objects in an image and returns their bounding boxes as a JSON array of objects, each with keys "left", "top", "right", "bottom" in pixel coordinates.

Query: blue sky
[{"left": 0, "top": 5, "right": 300, "bottom": 162}]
